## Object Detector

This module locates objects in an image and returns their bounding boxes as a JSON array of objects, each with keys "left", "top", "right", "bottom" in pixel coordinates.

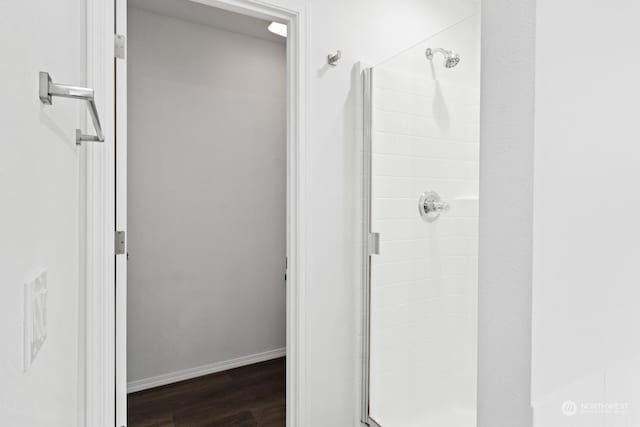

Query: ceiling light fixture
[{"left": 268, "top": 22, "right": 287, "bottom": 38}]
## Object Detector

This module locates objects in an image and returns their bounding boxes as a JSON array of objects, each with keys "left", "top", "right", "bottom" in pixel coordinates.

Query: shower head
[{"left": 425, "top": 48, "right": 460, "bottom": 68}]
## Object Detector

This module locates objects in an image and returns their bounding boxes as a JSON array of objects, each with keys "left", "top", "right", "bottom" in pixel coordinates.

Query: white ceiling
[{"left": 129, "top": 0, "right": 286, "bottom": 44}]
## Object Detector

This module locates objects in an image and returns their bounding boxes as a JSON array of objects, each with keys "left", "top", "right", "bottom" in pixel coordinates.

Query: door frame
[{"left": 85, "top": 0, "right": 310, "bottom": 425}]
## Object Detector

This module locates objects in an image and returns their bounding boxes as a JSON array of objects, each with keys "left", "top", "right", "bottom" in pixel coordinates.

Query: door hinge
[
  {"left": 114, "top": 34, "right": 126, "bottom": 59},
  {"left": 368, "top": 232, "right": 380, "bottom": 255},
  {"left": 115, "top": 231, "right": 126, "bottom": 255}
]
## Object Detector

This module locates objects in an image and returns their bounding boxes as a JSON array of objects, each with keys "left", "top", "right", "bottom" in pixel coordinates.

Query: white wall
[
  {"left": 368, "top": 15, "right": 480, "bottom": 427},
  {"left": 477, "top": 0, "right": 536, "bottom": 426},
  {"left": 479, "top": 1, "right": 640, "bottom": 426},
  {"left": 531, "top": 1, "right": 640, "bottom": 426},
  {"left": 0, "top": 0, "right": 86, "bottom": 426},
  {"left": 126, "top": 7, "right": 286, "bottom": 386}
]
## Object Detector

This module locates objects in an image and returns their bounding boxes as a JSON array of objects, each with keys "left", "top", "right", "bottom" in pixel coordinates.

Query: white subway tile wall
[{"left": 368, "top": 18, "right": 480, "bottom": 427}]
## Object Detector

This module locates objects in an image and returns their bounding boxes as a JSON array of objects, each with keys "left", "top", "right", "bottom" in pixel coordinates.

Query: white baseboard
[{"left": 127, "top": 347, "right": 286, "bottom": 393}]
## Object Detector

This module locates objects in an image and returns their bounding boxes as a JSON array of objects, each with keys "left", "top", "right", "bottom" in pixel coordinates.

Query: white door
[
  {"left": 0, "top": 0, "right": 89, "bottom": 425},
  {"left": 115, "top": 0, "right": 128, "bottom": 425}
]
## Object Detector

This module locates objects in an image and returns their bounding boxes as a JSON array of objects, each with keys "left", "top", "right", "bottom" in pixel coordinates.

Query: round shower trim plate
[{"left": 418, "top": 190, "right": 442, "bottom": 222}]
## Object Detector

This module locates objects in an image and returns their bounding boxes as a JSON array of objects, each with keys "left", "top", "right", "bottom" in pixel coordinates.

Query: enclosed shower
[{"left": 362, "top": 15, "right": 480, "bottom": 427}]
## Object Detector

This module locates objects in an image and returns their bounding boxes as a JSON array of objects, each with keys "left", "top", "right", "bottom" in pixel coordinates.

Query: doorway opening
[{"left": 124, "top": 0, "right": 288, "bottom": 425}]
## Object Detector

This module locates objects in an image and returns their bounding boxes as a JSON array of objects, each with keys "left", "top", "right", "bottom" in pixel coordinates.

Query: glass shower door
[{"left": 363, "top": 15, "right": 480, "bottom": 427}]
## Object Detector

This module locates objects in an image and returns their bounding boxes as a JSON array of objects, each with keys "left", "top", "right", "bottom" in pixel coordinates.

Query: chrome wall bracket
[
  {"left": 328, "top": 50, "right": 342, "bottom": 66},
  {"left": 39, "top": 72, "right": 104, "bottom": 145}
]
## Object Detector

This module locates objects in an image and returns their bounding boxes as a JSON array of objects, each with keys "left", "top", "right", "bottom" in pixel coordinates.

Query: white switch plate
[{"left": 24, "top": 271, "right": 48, "bottom": 371}]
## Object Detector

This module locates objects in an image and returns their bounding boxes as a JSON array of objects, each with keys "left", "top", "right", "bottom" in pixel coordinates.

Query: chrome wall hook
[
  {"left": 328, "top": 50, "right": 342, "bottom": 66},
  {"left": 39, "top": 71, "right": 104, "bottom": 144}
]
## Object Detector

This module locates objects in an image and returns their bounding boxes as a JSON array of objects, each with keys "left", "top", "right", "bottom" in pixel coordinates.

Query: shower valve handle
[
  {"left": 419, "top": 191, "right": 450, "bottom": 222},
  {"left": 425, "top": 200, "right": 450, "bottom": 213}
]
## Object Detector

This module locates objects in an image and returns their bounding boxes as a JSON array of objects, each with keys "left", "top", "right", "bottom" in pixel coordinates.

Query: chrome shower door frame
[{"left": 361, "top": 66, "right": 382, "bottom": 427}]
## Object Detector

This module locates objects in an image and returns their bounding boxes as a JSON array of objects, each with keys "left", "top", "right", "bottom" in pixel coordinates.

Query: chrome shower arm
[{"left": 425, "top": 47, "right": 449, "bottom": 59}]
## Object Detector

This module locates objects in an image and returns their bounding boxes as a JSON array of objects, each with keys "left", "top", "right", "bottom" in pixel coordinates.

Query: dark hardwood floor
[{"left": 128, "top": 357, "right": 285, "bottom": 427}]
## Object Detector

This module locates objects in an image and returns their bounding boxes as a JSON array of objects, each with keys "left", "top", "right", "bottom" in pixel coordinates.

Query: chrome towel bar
[{"left": 39, "top": 71, "right": 104, "bottom": 145}]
